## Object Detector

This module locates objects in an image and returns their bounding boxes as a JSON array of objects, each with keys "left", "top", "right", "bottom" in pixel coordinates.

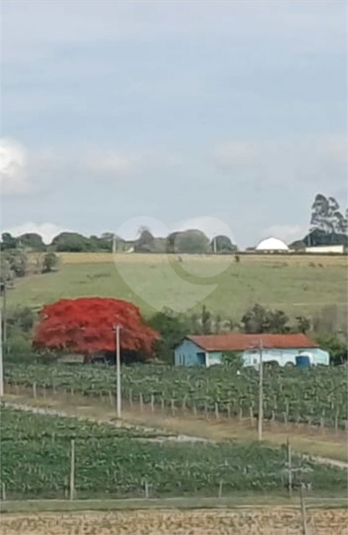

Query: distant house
[{"left": 174, "top": 334, "right": 329, "bottom": 368}]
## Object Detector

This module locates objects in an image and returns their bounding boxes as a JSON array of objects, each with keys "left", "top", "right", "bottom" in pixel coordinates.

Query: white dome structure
[{"left": 256, "top": 237, "right": 289, "bottom": 252}]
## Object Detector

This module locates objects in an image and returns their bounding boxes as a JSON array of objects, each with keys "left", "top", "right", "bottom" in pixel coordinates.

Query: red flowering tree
[{"left": 33, "top": 298, "right": 159, "bottom": 361}]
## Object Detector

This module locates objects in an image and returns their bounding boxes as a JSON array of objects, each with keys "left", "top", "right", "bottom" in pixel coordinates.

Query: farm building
[
  {"left": 305, "top": 244, "right": 346, "bottom": 254},
  {"left": 256, "top": 237, "right": 289, "bottom": 253},
  {"left": 174, "top": 333, "right": 329, "bottom": 368}
]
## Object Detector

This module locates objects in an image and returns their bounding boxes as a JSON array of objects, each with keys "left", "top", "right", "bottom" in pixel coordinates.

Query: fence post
[
  {"left": 218, "top": 480, "right": 223, "bottom": 499},
  {"left": 33, "top": 382, "right": 37, "bottom": 398},
  {"left": 161, "top": 396, "right": 165, "bottom": 412},
  {"left": 109, "top": 391, "right": 113, "bottom": 406},
  {"left": 300, "top": 485, "right": 308, "bottom": 535},
  {"left": 287, "top": 439, "right": 292, "bottom": 499},
  {"left": 70, "top": 439, "right": 75, "bottom": 501},
  {"left": 144, "top": 479, "right": 149, "bottom": 499},
  {"left": 204, "top": 400, "right": 208, "bottom": 419},
  {"left": 182, "top": 396, "right": 187, "bottom": 412},
  {"left": 171, "top": 398, "right": 175, "bottom": 416},
  {"left": 227, "top": 402, "right": 231, "bottom": 419},
  {"left": 129, "top": 389, "right": 133, "bottom": 408},
  {"left": 238, "top": 406, "right": 243, "bottom": 421},
  {"left": 150, "top": 394, "right": 155, "bottom": 413},
  {"left": 320, "top": 416, "right": 325, "bottom": 434},
  {"left": 1, "top": 482, "right": 6, "bottom": 501},
  {"left": 334, "top": 409, "right": 339, "bottom": 433},
  {"left": 249, "top": 405, "right": 254, "bottom": 427},
  {"left": 215, "top": 402, "right": 219, "bottom": 419},
  {"left": 193, "top": 402, "right": 197, "bottom": 418},
  {"left": 139, "top": 393, "right": 144, "bottom": 412}
]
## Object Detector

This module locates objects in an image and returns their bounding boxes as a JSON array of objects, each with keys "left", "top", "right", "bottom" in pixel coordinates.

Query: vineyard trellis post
[
  {"left": 70, "top": 439, "right": 75, "bottom": 501},
  {"left": 287, "top": 439, "right": 292, "bottom": 499},
  {"left": 115, "top": 325, "right": 122, "bottom": 419},
  {"left": 218, "top": 480, "right": 223, "bottom": 498},
  {"left": 258, "top": 339, "right": 264, "bottom": 441},
  {"left": 300, "top": 484, "right": 308, "bottom": 535}
]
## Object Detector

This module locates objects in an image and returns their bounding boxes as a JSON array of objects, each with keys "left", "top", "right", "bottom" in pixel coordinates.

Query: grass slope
[{"left": 8, "top": 253, "right": 347, "bottom": 320}]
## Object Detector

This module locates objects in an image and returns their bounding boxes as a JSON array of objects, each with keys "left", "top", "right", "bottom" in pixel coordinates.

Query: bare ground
[{"left": 1, "top": 508, "right": 348, "bottom": 535}]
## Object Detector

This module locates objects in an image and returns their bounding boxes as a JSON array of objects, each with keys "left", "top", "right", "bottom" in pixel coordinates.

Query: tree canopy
[
  {"left": 167, "top": 229, "right": 210, "bottom": 254},
  {"left": 241, "top": 304, "right": 290, "bottom": 334},
  {"left": 18, "top": 233, "right": 46, "bottom": 251},
  {"left": 33, "top": 298, "right": 159, "bottom": 360},
  {"left": 211, "top": 235, "right": 237, "bottom": 253},
  {"left": 306, "top": 194, "right": 347, "bottom": 246}
]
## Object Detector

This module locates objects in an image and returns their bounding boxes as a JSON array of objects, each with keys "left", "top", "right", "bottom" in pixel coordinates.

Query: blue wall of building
[
  {"left": 174, "top": 339, "right": 207, "bottom": 366},
  {"left": 175, "top": 339, "right": 330, "bottom": 368}
]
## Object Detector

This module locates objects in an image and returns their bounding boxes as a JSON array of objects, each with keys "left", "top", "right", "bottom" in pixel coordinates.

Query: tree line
[
  {"left": 2, "top": 301, "right": 347, "bottom": 366},
  {"left": 0, "top": 229, "right": 238, "bottom": 255}
]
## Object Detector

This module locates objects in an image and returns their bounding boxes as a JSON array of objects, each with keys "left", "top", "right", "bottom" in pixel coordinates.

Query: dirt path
[
  {"left": 2, "top": 395, "right": 347, "bottom": 469},
  {"left": 2, "top": 508, "right": 348, "bottom": 535}
]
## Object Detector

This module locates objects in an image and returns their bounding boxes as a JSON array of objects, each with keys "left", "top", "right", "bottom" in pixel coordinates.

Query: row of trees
[
  {"left": 0, "top": 249, "right": 58, "bottom": 286},
  {"left": 1, "top": 229, "right": 237, "bottom": 255},
  {"left": 0, "top": 232, "right": 114, "bottom": 253},
  {"left": 2, "top": 193, "right": 347, "bottom": 254},
  {"left": 2, "top": 299, "right": 347, "bottom": 365}
]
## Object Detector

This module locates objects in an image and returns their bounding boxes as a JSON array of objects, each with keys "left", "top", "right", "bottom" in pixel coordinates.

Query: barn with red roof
[{"left": 174, "top": 333, "right": 329, "bottom": 368}]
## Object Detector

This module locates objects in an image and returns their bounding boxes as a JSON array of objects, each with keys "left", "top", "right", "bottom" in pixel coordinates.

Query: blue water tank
[{"left": 296, "top": 355, "right": 311, "bottom": 368}]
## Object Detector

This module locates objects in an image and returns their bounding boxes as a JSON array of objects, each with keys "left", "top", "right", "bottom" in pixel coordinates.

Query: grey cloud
[
  {"left": 212, "top": 135, "right": 348, "bottom": 190},
  {"left": 2, "top": 1, "right": 345, "bottom": 65}
]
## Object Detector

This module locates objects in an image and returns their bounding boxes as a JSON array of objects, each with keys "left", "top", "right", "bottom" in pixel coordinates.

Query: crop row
[
  {"left": 4, "top": 363, "right": 348, "bottom": 425},
  {"left": 1, "top": 407, "right": 346, "bottom": 499}
]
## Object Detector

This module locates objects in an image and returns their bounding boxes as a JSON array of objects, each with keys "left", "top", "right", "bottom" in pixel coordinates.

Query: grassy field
[{"left": 9, "top": 253, "right": 347, "bottom": 321}]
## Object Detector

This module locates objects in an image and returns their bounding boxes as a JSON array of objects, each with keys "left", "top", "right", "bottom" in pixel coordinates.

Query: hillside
[{"left": 7, "top": 253, "right": 347, "bottom": 325}]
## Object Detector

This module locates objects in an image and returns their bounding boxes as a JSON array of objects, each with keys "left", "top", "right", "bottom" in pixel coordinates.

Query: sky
[{"left": 1, "top": 1, "right": 347, "bottom": 247}]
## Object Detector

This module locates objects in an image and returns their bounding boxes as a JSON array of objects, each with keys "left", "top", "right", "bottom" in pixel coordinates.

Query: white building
[
  {"left": 305, "top": 245, "right": 346, "bottom": 254},
  {"left": 256, "top": 237, "right": 289, "bottom": 253}
]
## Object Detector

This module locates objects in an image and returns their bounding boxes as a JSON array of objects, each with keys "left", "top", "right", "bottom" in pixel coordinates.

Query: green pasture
[{"left": 6, "top": 253, "right": 347, "bottom": 321}]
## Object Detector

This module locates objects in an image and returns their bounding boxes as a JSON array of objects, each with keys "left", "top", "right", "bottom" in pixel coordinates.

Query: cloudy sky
[{"left": 1, "top": 1, "right": 347, "bottom": 246}]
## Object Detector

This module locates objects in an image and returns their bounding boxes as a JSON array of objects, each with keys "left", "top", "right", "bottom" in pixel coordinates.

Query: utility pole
[
  {"left": 258, "top": 339, "right": 263, "bottom": 441},
  {"left": 115, "top": 325, "right": 122, "bottom": 419},
  {"left": 213, "top": 236, "right": 217, "bottom": 254},
  {"left": 112, "top": 235, "right": 117, "bottom": 254}
]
